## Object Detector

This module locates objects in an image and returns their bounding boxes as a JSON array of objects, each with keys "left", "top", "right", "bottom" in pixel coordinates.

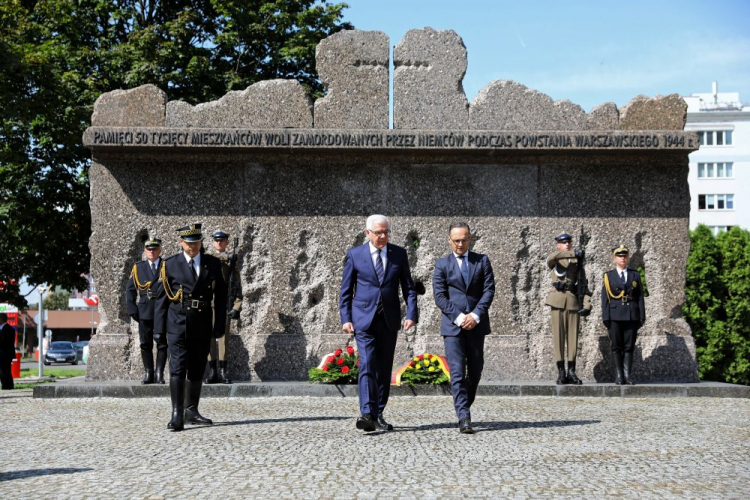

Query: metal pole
[{"left": 37, "top": 286, "right": 46, "bottom": 378}]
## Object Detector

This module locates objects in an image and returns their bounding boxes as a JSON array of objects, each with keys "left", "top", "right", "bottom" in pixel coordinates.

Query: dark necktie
[
  {"left": 459, "top": 255, "right": 469, "bottom": 286},
  {"left": 189, "top": 259, "right": 197, "bottom": 281},
  {"left": 620, "top": 271, "right": 626, "bottom": 286},
  {"left": 375, "top": 250, "right": 384, "bottom": 285},
  {"left": 151, "top": 262, "right": 157, "bottom": 278}
]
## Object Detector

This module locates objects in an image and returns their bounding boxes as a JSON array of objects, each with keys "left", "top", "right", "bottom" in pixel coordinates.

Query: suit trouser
[
  {"left": 355, "top": 312, "right": 397, "bottom": 417},
  {"left": 0, "top": 355, "right": 13, "bottom": 390},
  {"left": 608, "top": 320, "right": 639, "bottom": 354},
  {"left": 138, "top": 319, "right": 168, "bottom": 358},
  {"left": 208, "top": 330, "right": 228, "bottom": 362},
  {"left": 167, "top": 330, "right": 211, "bottom": 381},
  {"left": 443, "top": 331, "right": 485, "bottom": 420},
  {"left": 550, "top": 307, "right": 579, "bottom": 362}
]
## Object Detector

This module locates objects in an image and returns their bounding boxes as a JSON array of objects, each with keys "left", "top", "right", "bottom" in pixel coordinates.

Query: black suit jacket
[
  {"left": 0, "top": 323, "right": 16, "bottom": 362},
  {"left": 601, "top": 268, "right": 646, "bottom": 324},
  {"left": 433, "top": 251, "right": 496, "bottom": 337},
  {"left": 154, "top": 251, "right": 227, "bottom": 338},
  {"left": 125, "top": 260, "right": 163, "bottom": 321}
]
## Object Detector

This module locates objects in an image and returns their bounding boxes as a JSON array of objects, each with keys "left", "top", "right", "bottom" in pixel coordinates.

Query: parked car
[
  {"left": 44, "top": 341, "right": 78, "bottom": 365},
  {"left": 73, "top": 341, "right": 89, "bottom": 363}
]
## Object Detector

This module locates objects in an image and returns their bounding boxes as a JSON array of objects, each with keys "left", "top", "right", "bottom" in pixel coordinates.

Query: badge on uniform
[{"left": 632, "top": 281, "right": 638, "bottom": 288}]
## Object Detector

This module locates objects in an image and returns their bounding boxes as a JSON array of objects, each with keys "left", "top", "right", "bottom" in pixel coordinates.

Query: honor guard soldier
[
  {"left": 544, "top": 233, "right": 591, "bottom": 385},
  {"left": 154, "top": 223, "right": 227, "bottom": 431},
  {"left": 125, "top": 235, "right": 167, "bottom": 384},
  {"left": 205, "top": 230, "right": 242, "bottom": 384},
  {"left": 601, "top": 244, "right": 645, "bottom": 385}
]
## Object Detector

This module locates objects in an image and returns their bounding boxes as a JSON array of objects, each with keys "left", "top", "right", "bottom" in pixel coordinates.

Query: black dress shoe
[
  {"left": 356, "top": 413, "right": 377, "bottom": 432},
  {"left": 184, "top": 406, "right": 213, "bottom": 425},
  {"left": 376, "top": 416, "right": 394, "bottom": 431},
  {"left": 459, "top": 418, "right": 474, "bottom": 434}
]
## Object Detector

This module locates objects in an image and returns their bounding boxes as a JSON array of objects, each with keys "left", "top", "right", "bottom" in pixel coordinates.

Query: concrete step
[{"left": 33, "top": 380, "right": 749, "bottom": 399}]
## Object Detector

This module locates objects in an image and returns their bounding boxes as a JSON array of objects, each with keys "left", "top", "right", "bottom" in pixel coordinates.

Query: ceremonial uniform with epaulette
[
  {"left": 205, "top": 230, "right": 242, "bottom": 385},
  {"left": 154, "top": 223, "right": 227, "bottom": 431},
  {"left": 601, "top": 244, "right": 645, "bottom": 385},
  {"left": 125, "top": 235, "right": 167, "bottom": 384},
  {"left": 544, "top": 233, "right": 592, "bottom": 385}
]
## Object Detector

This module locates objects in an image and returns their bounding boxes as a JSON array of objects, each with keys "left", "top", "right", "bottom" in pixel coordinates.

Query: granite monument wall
[{"left": 84, "top": 28, "right": 699, "bottom": 383}]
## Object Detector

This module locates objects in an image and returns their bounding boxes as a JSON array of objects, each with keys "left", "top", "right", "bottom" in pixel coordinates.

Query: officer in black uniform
[
  {"left": 155, "top": 223, "right": 227, "bottom": 431},
  {"left": 125, "top": 235, "right": 167, "bottom": 384},
  {"left": 601, "top": 244, "right": 646, "bottom": 385}
]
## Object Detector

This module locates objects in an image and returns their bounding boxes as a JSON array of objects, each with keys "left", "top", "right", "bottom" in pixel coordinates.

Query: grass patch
[{"left": 19, "top": 368, "right": 83, "bottom": 379}]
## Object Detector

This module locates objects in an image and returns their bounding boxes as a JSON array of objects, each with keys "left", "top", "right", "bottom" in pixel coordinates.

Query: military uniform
[
  {"left": 205, "top": 230, "right": 242, "bottom": 385},
  {"left": 154, "top": 224, "right": 227, "bottom": 431},
  {"left": 125, "top": 236, "right": 167, "bottom": 384},
  {"left": 601, "top": 244, "right": 645, "bottom": 385},
  {"left": 544, "top": 233, "right": 591, "bottom": 385}
]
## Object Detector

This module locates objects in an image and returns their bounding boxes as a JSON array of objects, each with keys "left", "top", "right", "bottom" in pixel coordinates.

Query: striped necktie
[{"left": 375, "top": 249, "right": 384, "bottom": 285}]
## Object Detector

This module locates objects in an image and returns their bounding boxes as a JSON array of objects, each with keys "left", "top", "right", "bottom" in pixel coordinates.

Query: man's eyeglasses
[
  {"left": 450, "top": 238, "right": 470, "bottom": 245},
  {"left": 369, "top": 230, "right": 391, "bottom": 237}
]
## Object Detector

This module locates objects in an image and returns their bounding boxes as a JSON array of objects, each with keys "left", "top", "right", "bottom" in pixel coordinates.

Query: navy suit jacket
[
  {"left": 433, "top": 251, "right": 496, "bottom": 337},
  {"left": 339, "top": 243, "right": 418, "bottom": 332},
  {"left": 125, "top": 259, "right": 163, "bottom": 321},
  {"left": 154, "top": 251, "right": 227, "bottom": 338}
]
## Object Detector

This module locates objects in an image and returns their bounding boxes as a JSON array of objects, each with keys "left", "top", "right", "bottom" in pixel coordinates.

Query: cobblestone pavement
[{"left": 1, "top": 390, "right": 749, "bottom": 499}]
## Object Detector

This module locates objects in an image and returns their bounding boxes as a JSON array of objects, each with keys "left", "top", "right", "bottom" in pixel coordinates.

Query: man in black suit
[
  {"left": 155, "top": 223, "right": 227, "bottom": 431},
  {"left": 0, "top": 313, "right": 16, "bottom": 390},
  {"left": 125, "top": 235, "right": 167, "bottom": 384},
  {"left": 601, "top": 244, "right": 646, "bottom": 385},
  {"left": 433, "top": 222, "right": 495, "bottom": 434}
]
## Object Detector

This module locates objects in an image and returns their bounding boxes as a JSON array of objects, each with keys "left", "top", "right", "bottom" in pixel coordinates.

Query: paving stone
[{"left": 3, "top": 389, "right": 749, "bottom": 498}]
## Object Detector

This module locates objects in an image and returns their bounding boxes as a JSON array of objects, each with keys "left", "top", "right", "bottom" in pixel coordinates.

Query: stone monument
[{"left": 84, "top": 28, "right": 699, "bottom": 383}]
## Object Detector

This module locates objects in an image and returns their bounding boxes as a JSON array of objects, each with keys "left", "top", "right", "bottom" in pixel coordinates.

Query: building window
[
  {"left": 697, "top": 162, "right": 734, "bottom": 178},
  {"left": 698, "top": 130, "right": 733, "bottom": 146},
  {"left": 698, "top": 194, "right": 734, "bottom": 210},
  {"left": 709, "top": 226, "right": 733, "bottom": 236}
]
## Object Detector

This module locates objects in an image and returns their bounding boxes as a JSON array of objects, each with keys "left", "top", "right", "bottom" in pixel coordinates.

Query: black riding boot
[
  {"left": 623, "top": 352, "right": 636, "bottom": 385},
  {"left": 556, "top": 361, "right": 568, "bottom": 385},
  {"left": 567, "top": 361, "right": 583, "bottom": 385},
  {"left": 612, "top": 352, "right": 624, "bottom": 385},
  {"left": 167, "top": 377, "right": 185, "bottom": 431},
  {"left": 154, "top": 349, "right": 167, "bottom": 384},
  {"left": 204, "top": 360, "right": 219, "bottom": 384},
  {"left": 184, "top": 380, "right": 213, "bottom": 425},
  {"left": 141, "top": 350, "right": 155, "bottom": 385},
  {"left": 218, "top": 360, "right": 232, "bottom": 384}
]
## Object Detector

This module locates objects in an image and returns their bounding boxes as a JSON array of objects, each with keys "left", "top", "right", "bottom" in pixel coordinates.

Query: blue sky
[{"left": 342, "top": 0, "right": 750, "bottom": 111}]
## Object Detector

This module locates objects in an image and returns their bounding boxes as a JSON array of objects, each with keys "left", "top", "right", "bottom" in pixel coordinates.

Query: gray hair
[
  {"left": 449, "top": 221, "right": 471, "bottom": 234},
  {"left": 366, "top": 214, "right": 390, "bottom": 231}
]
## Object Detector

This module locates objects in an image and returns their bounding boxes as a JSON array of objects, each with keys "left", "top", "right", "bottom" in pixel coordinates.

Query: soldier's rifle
[
  {"left": 226, "top": 237, "right": 239, "bottom": 316},
  {"left": 575, "top": 227, "right": 590, "bottom": 317}
]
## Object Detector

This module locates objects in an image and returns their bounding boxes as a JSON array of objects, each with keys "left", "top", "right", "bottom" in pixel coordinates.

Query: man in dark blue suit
[
  {"left": 433, "top": 222, "right": 495, "bottom": 434},
  {"left": 155, "top": 223, "right": 227, "bottom": 431},
  {"left": 340, "top": 214, "right": 418, "bottom": 432}
]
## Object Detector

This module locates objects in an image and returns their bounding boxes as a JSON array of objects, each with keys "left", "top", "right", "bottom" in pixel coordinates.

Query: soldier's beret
[
  {"left": 177, "top": 223, "right": 202, "bottom": 242},
  {"left": 555, "top": 233, "right": 572, "bottom": 243},
  {"left": 612, "top": 244, "right": 629, "bottom": 256},
  {"left": 212, "top": 230, "right": 230, "bottom": 240},
  {"left": 144, "top": 235, "right": 161, "bottom": 249}
]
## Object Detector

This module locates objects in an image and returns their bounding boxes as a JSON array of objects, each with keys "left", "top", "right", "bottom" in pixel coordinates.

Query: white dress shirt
[
  {"left": 368, "top": 242, "right": 388, "bottom": 270},
  {"left": 184, "top": 252, "right": 201, "bottom": 278}
]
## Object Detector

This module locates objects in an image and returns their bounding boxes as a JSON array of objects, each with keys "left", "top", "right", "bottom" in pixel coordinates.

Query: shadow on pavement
[
  {"left": 183, "top": 415, "right": 349, "bottom": 430},
  {"left": 0, "top": 468, "right": 94, "bottom": 482},
  {"left": 393, "top": 419, "right": 602, "bottom": 433}
]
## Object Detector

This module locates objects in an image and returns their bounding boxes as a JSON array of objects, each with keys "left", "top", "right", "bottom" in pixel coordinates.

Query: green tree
[
  {"left": 0, "top": 0, "right": 351, "bottom": 306},
  {"left": 43, "top": 289, "right": 71, "bottom": 310},
  {"left": 716, "top": 228, "right": 750, "bottom": 384}
]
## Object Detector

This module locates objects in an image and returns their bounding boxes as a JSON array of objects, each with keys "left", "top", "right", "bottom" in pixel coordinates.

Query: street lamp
[{"left": 36, "top": 285, "right": 47, "bottom": 377}]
